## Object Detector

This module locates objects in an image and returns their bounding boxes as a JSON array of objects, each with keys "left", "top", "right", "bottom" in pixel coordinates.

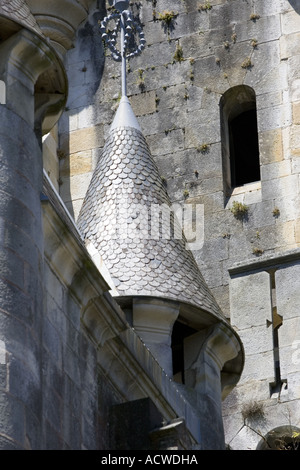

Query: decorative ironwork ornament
[{"left": 100, "top": 0, "right": 146, "bottom": 96}]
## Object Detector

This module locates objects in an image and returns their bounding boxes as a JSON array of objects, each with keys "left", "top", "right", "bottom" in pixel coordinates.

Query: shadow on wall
[
  {"left": 59, "top": 7, "right": 106, "bottom": 220},
  {"left": 289, "top": 0, "right": 300, "bottom": 14}
]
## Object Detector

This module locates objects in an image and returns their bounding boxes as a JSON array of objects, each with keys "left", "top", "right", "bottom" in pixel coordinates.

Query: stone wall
[
  {"left": 42, "top": 261, "right": 101, "bottom": 449},
  {"left": 223, "top": 254, "right": 300, "bottom": 449}
]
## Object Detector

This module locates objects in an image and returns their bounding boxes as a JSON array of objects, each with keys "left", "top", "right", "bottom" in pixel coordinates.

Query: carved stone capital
[
  {"left": 184, "top": 323, "right": 242, "bottom": 402},
  {"left": 132, "top": 297, "right": 180, "bottom": 376}
]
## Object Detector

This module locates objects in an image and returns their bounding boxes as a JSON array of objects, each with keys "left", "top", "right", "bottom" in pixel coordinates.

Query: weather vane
[{"left": 100, "top": 0, "right": 146, "bottom": 97}]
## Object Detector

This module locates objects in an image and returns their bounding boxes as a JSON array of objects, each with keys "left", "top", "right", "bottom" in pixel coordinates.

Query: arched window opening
[{"left": 220, "top": 85, "right": 260, "bottom": 195}]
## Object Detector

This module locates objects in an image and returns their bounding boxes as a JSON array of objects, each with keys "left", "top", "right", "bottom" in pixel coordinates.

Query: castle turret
[{"left": 77, "top": 0, "right": 244, "bottom": 449}]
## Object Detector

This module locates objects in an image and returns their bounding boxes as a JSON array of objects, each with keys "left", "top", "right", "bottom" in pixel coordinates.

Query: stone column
[
  {"left": 132, "top": 298, "right": 180, "bottom": 377},
  {"left": 184, "top": 323, "right": 242, "bottom": 450},
  {"left": 0, "top": 29, "right": 59, "bottom": 449}
]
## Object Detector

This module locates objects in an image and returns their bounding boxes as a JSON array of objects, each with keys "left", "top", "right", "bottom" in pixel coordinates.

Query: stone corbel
[{"left": 184, "top": 322, "right": 242, "bottom": 404}]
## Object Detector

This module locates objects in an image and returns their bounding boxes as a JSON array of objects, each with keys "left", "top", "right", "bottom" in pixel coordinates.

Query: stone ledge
[{"left": 228, "top": 247, "right": 300, "bottom": 275}]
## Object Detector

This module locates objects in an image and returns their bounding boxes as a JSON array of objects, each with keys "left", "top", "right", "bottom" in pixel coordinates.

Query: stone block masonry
[
  {"left": 0, "top": 107, "right": 44, "bottom": 449},
  {"left": 0, "top": 26, "right": 67, "bottom": 449}
]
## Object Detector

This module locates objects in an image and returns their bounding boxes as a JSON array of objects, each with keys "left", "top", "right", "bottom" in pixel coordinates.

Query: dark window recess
[
  {"left": 229, "top": 109, "right": 260, "bottom": 187},
  {"left": 171, "top": 321, "right": 197, "bottom": 384}
]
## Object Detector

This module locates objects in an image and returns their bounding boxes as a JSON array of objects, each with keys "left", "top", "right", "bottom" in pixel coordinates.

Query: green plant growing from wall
[
  {"left": 252, "top": 247, "right": 264, "bottom": 256},
  {"left": 197, "top": 143, "right": 210, "bottom": 153},
  {"left": 251, "top": 38, "right": 258, "bottom": 48},
  {"left": 222, "top": 232, "right": 231, "bottom": 239},
  {"left": 158, "top": 10, "right": 178, "bottom": 37},
  {"left": 183, "top": 189, "right": 189, "bottom": 198},
  {"left": 230, "top": 201, "right": 248, "bottom": 219},
  {"left": 136, "top": 68, "right": 145, "bottom": 91},
  {"left": 198, "top": 2, "right": 212, "bottom": 11},
  {"left": 241, "top": 57, "right": 252, "bottom": 69},
  {"left": 273, "top": 207, "right": 280, "bottom": 217},
  {"left": 250, "top": 13, "right": 260, "bottom": 21},
  {"left": 173, "top": 43, "right": 184, "bottom": 63},
  {"left": 242, "top": 401, "right": 265, "bottom": 422}
]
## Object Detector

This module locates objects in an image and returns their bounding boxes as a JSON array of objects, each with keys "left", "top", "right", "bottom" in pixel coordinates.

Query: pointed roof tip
[{"left": 110, "top": 96, "right": 141, "bottom": 133}]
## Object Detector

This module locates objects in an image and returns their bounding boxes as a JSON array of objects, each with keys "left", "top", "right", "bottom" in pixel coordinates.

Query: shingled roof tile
[{"left": 77, "top": 103, "right": 225, "bottom": 322}]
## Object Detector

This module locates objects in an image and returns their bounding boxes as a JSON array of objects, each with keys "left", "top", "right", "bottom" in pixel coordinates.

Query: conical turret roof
[{"left": 77, "top": 99, "right": 225, "bottom": 322}]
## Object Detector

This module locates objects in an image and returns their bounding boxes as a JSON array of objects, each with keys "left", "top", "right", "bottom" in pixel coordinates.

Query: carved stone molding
[
  {"left": 184, "top": 323, "right": 243, "bottom": 402},
  {"left": 26, "top": 0, "right": 95, "bottom": 55}
]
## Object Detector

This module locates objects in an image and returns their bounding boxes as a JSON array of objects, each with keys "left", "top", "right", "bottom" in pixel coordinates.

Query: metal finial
[{"left": 100, "top": 1, "right": 146, "bottom": 97}]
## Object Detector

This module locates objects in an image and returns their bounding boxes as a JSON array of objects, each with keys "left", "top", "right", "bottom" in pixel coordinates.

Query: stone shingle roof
[
  {"left": 77, "top": 106, "right": 225, "bottom": 321},
  {"left": 0, "top": 0, "right": 43, "bottom": 36}
]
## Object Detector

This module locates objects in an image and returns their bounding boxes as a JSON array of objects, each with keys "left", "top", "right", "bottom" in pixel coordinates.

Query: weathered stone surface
[
  {"left": 230, "top": 271, "right": 272, "bottom": 330},
  {"left": 130, "top": 90, "right": 157, "bottom": 116}
]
